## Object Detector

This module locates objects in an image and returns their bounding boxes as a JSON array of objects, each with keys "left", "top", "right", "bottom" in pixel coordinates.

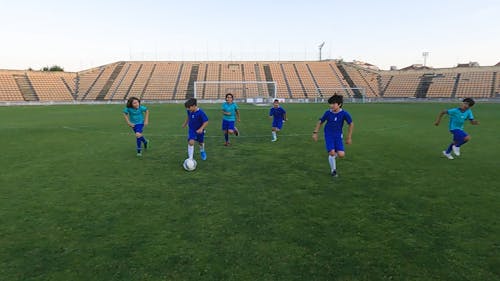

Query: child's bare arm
[
  {"left": 346, "top": 122, "right": 354, "bottom": 144},
  {"left": 144, "top": 110, "right": 149, "bottom": 126},
  {"left": 434, "top": 110, "right": 447, "bottom": 126},
  {"left": 182, "top": 116, "right": 188, "bottom": 128},
  {"left": 123, "top": 113, "right": 133, "bottom": 127},
  {"left": 196, "top": 121, "right": 209, "bottom": 134},
  {"left": 312, "top": 121, "right": 322, "bottom": 141}
]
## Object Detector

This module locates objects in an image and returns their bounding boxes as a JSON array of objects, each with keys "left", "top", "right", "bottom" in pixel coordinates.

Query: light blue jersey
[
  {"left": 222, "top": 102, "right": 239, "bottom": 121},
  {"left": 447, "top": 108, "right": 474, "bottom": 131},
  {"left": 123, "top": 105, "right": 148, "bottom": 124}
]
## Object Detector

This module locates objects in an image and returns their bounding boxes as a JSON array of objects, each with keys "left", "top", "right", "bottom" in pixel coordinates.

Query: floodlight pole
[
  {"left": 423, "top": 52, "right": 429, "bottom": 66},
  {"left": 318, "top": 42, "right": 325, "bottom": 61}
]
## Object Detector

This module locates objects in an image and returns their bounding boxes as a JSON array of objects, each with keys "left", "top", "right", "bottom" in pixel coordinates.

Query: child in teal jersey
[{"left": 123, "top": 97, "right": 149, "bottom": 156}]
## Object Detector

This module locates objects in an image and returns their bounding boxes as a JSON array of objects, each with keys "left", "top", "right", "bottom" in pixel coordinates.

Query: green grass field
[{"left": 1, "top": 102, "right": 499, "bottom": 281}]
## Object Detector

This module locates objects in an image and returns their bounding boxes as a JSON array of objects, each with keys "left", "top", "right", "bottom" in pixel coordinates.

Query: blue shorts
[
  {"left": 132, "top": 124, "right": 144, "bottom": 134},
  {"left": 272, "top": 120, "right": 283, "bottom": 130},
  {"left": 188, "top": 128, "right": 205, "bottom": 143},
  {"left": 222, "top": 120, "right": 236, "bottom": 131},
  {"left": 450, "top": 129, "right": 468, "bottom": 142},
  {"left": 324, "top": 134, "right": 344, "bottom": 153}
]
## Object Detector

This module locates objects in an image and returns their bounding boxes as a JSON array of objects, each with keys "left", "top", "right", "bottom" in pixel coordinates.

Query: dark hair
[
  {"left": 184, "top": 98, "right": 197, "bottom": 108},
  {"left": 273, "top": 99, "right": 279, "bottom": 103},
  {"left": 328, "top": 94, "right": 343, "bottom": 106},
  {"left": 225, "top": 93, "right": 234, "bottom": 100},
  {"left": 126, "top": 97, "right": 140, "bottom": 108},
  {"left": 463, "top": 97, "right": 475, "bottom": 107}
]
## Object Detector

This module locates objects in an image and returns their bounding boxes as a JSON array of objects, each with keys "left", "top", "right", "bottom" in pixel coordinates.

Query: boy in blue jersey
[
  {"left": 183, "top": 98, "right": 208, "bottom": 161},
  {"left": 434, "top": 97, "right": 479, "bottom": 160},
  {"left": 123, "top": 97, "right": 149, "bottom": 156},
  {"left": 269, "top": 99, "right": 287, "bottom": 142},
  {"left": 312, "top": 94, "right": 354, "bottom": 177},
  {"left": 221, "top": 93, "right": 240, "bottom": 146}
]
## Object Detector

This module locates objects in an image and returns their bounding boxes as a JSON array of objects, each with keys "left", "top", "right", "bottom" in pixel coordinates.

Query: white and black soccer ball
[{"left": 183, "top": 158, "right": 197, "bottom": 171}]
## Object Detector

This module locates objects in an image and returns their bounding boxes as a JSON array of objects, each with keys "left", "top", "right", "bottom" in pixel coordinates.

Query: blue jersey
[
  {"left": 269, "top": 107, "right": 286, "bottom": 121},
  {"left": 222, "top": 102, "right": 239, "bottom": 121},
  {"left": 123, "top": 105, "right": 148, "bottom": 124},
  {"left": 447, "top": 108, "right": 474, "bottom": 131},
  {"left": 320, "top": 109, "right": 352, "bottom": 136},
  {"left": 187, "top": 108, "right": 209, "bottom": 130}
]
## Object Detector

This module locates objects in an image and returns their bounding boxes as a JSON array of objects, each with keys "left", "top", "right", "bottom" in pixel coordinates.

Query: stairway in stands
[
  {"left": 184, "top": 64, "right": 199, "bottom": 99},
  {"left": 14, "top": 74, "right": 39, "bottom": 101},
  {"left": 335, "top": 64, "right": 363, "bottom": 99},
  {"left": 96, "top": 62, "right": 126, "bottom": 100}
]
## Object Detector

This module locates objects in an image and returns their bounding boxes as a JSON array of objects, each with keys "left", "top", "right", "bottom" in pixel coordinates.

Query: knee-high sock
[
  {"left": 328, "top": 155, "right": 336, "bottom": 171},
  {"left": 188, "top": 145, "right": 194, "bottom": 159},
  {"left": 199, "top": 143, "right": 205, "bottom": 152},
  {"left": 224, "top": 133, "right": 229, "bottom": 142},
  {"left": 136, "top": 138, "right": 142, "bottom": 152},
  {"left": 138, "top": 136, "right": 146, "bottom": 144}
]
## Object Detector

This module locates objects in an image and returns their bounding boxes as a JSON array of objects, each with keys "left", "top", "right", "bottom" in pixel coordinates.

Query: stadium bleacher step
[{"left": 14, "top": 74, "right": 39, "bottom": 101}]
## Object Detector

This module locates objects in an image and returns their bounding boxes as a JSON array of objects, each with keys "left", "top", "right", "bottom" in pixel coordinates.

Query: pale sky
[{"left": 0, "top": 0, "right": 498, "bottom": 71}]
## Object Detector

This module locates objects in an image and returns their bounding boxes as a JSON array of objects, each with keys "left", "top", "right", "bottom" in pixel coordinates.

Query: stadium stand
[
  {"left": 0, "top": 72, "right": 25, "bottom": 101},
  {"left": 1, "top": 61, "right": 500, "bottom": 102},
  {"left": 27, "top": 72, "right": 74, "bottom": 101}
]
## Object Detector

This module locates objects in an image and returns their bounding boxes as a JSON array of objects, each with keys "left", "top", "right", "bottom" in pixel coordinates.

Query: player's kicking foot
[
  {"left": 442, "top": 151, "right": 454, "bottom": 160},
  {"left": 452, "top": 145, "right": 460, "bottom": 156},
  {"left": 200, "top": 151, "right": 207, "bottom": 160},
  {"left": 331, "top": 170, "right": 338, "bottom": 177},
  {"left": 234, "top": 127, "right": 239, "bottom": 136}
]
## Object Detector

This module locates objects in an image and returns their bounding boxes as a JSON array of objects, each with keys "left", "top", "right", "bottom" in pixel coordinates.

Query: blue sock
[
  {"left": 224, "top": 133, "right": 229, "bottom": 142},
  {"left": 139, "top": 136, "right": 146, "bottom": 144},
  {"left": 445, "top": 143, "right": 453, "bottom": 154},
  {"left": 136, "top": 138, "right": 142, "bottom": 152}
]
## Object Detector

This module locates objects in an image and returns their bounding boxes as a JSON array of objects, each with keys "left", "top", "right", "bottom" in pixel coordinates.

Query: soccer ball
[{"left": 183, "top": 158, "right": 197, "bottom": 171}]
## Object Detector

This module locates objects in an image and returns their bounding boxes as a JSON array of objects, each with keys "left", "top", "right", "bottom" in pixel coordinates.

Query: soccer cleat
[
  {"left": 234, "top": 127, "right": 239, "bottom": 136},
  {"left": 452, "top": 145, "right": 460, "bottom": 156},
  {"left": 144, "top": 139, "right": 149, "bottom": 150},
  {"left": 442, "top": 151, "right": 454, "bottom": 160},
  {"left": 331, "top": 170, "right": 338, "bottom": 177},
  {"left": 224, "top": 142, "right": 231, "bottom": 146},
  {"left": 271, "top": 137, "right": 277, "bottom": 142},
  {"left": 200, "top": 151, "right": 207, "bottom": 160},
  {"left": 136, "top": 151, "right": 143, "bottom": 157}
]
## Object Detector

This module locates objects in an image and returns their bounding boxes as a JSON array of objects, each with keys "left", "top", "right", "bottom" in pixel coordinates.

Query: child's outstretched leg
[{"left": 188, "top": 140, "right": 195, "bottom": 160}]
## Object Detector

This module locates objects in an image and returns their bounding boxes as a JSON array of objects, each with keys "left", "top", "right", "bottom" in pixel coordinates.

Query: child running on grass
[
  {"left": 312, "top": 94, "right": 354, "bottom": 178},
  {"left": 269, "top": 99, "right": 287, "bottom": 142},
  {"left": 221, "top": 93, "right": 240, "bottom": 146},
  {"left": 123, "top": 97, "right": 149, "bottom": 157},
  {"left": 434, "top": 97, "right": 479, "bottom": 159}
]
